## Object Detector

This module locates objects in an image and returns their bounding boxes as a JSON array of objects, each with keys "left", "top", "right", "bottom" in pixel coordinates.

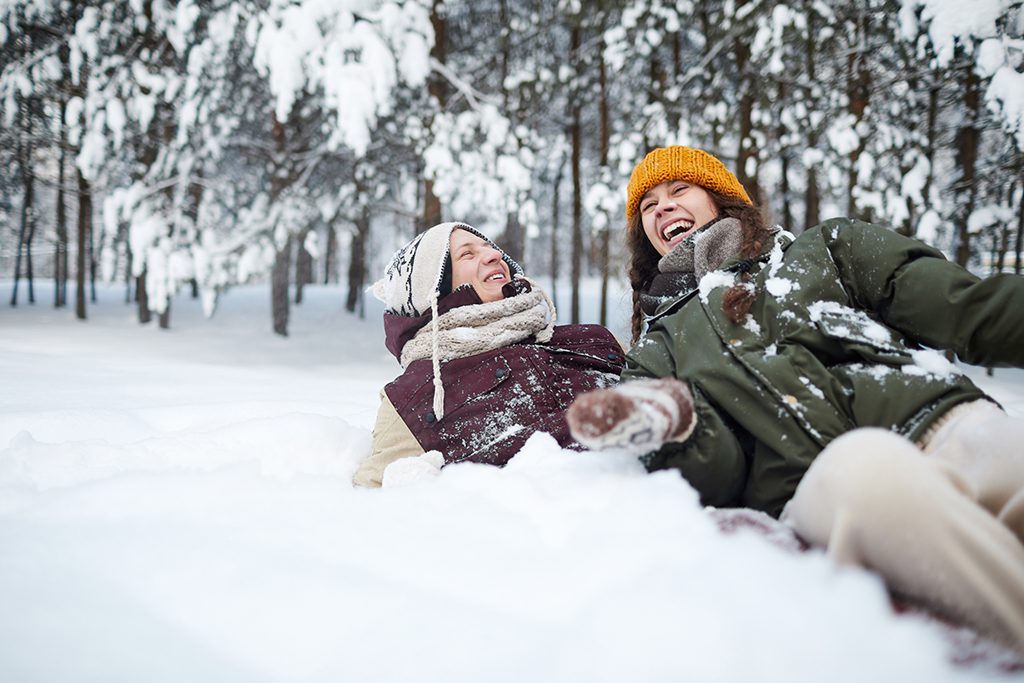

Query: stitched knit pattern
[
  {"left": 693, "top": 217, "right": 745, "bottom": 280},
  {"left": 626, "top": 146, "right": 752, "bottom": 219},
  {"left": 567, "top": 377, "right": 696, "bottom": 456}
]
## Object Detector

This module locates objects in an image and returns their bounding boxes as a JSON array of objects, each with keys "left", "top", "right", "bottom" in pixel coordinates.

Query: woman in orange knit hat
[
  {"left": 624, "top": 146, "right": 768, "bottom": 344},
  {"left": 566, "top": 145, "right": 1024, "bottom": 650}
]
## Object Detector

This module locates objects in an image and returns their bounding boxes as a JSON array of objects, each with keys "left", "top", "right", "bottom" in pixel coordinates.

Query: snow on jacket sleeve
[
  {"left": 823, "top": 219, "right": 1024, "bottom": 368},
  {"left": 352, "top": 391, "right": 425, "bottom": 488}
]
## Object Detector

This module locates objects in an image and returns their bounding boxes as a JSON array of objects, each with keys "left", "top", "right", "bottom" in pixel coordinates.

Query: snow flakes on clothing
[
  {"left": 799, "top": 376, "right": 826, "bottom": 400},
  {"left": 765, "top": 276, "right": 800, "bottom": 299},
  {"left": 808, "top": 300, "right": 901, "bottom": 351},
  {"left": 905, "top": 349, "right": 963, "bottom": 379},
  {"left": 698, "top": 270, "right": 736, "bottom": 303}
]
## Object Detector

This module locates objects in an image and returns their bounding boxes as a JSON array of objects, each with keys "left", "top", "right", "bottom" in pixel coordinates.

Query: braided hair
[{"left": 626, "top": 189, "right": 771, "bottom": 345}]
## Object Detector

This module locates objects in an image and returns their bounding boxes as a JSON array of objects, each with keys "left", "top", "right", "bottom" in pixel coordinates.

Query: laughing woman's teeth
[{"left": 664, "top": 221, "right": 693, "bottom": 240}]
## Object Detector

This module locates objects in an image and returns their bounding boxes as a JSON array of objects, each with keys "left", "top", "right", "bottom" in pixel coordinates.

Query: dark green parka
[{"left": 625, "top": 219, "right": 1024, "bottom": 517}]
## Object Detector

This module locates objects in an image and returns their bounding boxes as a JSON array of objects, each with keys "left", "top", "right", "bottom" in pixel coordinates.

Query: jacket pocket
[
  {"left": 812, "top": 305, "right": 912, "bottom": 364},
  {"left": 439, "top": 354, "right": 513, "bottom": 415}
]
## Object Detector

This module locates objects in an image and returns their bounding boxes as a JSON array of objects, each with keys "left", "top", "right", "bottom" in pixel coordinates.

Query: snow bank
[{"left": 0, "top": 282, "right": 1020, "bottom": 681}]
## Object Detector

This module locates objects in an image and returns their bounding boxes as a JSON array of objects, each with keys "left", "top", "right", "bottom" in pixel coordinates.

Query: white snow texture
[{"left": 1, "top": 280, "right": 1023, "bottom": 682}]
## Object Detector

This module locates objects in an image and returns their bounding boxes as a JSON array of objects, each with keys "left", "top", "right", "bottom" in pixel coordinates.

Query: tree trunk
[
  {"left": 88, "top": 204, "right": 97, "bottom": 303},
  {"left": 918, "top": 80, "right": 941, "bottom": 237},
  {"left": 272, "top": 235, "right": 292, "bottom": 336},
  {"left": 699, "top": 5, "right": 722, "bottom": 150},
  {"left": 550, "top": 154, "right": 563, "bottom": 309},
  {"left": 421, "top": 0, "right": 447, "bottom": 228},
  {"left": 346, "top": 206, "right": 370, "bottom": 317},
  {"left": 137, "top": 272, "right": 151, "bottom": 323},
  {"left": 1015, "top": 181, "right": 1023, "bottom": 276},
  {"left": 802, "top": 0, "right": 819, "bottom": 231},
  {"left": 953, "top": 56, "right": 981, "bottom": 268},
  {"left": 183, "top": 174, "right": 204, "bottom": 303},
  {"left": 598, "top": 46, "right": 610, "bottom": 327},
  {"left": 570, "top": 110, "right": 583, "bottom": 325},
  {"left": 845, "top": 12, "right": 871, "bottom": 220},
  {"left": 1015, "top": 153, "right": 1023, "bottom": 275},
  {"left": 323, "top": 225, "right": 337, "bottom": 284},
  {"left": 11, "top": 144, "right": 31, "bottom": 307},
  {"left": 25, "top": 197, "right": 36, "bottom": 304},
  {"left": 55, "top": 37, "right": 71, "bottom": 307},
  {"left": 56, "top": 100, "right": 69, "bottom": 307},
  {"left": 776, "top": 82, "right": 793, "bottom": 230},
  {"left": 295, "top": 228, "right": 313, "bottom": 304},
  {"left": 423, "top": 179, "right": 442, "bottom": 230},
  {"left": 125, "top": 247, "right": 134, "bottom": 304},
  {"left": 780, "top": 151, "right": 793, "bottom": 230},
  {"left": 269, "top": 112, "right": 292, "bottom": 335},
  {"left": 733, "top": 1, "right": 758, "bottom": 204},
  {"left": 569, "top": 24, "right": 583, "bottom": 325},
  {"left": 75, "top": 169, "right": 91, "bottom": 320},
  {"left": 501, "top": 213, "right": 524, "bottom": 266}
]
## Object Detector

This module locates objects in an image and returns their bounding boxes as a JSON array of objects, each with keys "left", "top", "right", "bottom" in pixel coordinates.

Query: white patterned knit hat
[{"left": 372, "top": 222, "right": 524, "bottom": 316}]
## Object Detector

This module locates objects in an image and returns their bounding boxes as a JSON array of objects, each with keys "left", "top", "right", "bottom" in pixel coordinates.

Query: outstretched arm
[{"left": 826, "top": 220, "right": 1024, "bottom": 367}]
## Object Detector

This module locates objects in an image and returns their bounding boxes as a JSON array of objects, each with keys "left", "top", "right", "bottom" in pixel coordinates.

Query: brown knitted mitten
[{"left": 567, "top": 378, "right": 696, "bottom": 455}]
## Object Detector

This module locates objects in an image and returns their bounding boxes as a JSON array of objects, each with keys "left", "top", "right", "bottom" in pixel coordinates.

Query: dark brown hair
[{"left": 627, "top": 189, "right": 771, "bottom": 345}]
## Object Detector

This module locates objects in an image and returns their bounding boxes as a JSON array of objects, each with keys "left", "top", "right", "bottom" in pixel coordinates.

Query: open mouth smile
[{"left": 662, "top": 219, "right": 695, "bottom": 241}]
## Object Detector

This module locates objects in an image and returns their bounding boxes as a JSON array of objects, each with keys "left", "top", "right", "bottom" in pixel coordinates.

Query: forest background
[{"left": 2, "top": 0, "right": 1023, "bottom": 337}]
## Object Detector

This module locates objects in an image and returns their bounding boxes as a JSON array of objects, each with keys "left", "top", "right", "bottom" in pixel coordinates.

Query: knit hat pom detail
[{"left": 626, "top": 146, "right": 753, "bottom": 220}]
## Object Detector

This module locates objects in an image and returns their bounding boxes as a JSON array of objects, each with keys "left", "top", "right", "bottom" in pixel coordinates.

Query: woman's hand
[{"left": 567, "top": 378, "right": 697, "bottom": 455}]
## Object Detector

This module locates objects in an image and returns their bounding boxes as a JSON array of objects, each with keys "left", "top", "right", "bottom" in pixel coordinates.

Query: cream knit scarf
[{"left": 400, "top": 278, "right": 556, "bottom": 419}]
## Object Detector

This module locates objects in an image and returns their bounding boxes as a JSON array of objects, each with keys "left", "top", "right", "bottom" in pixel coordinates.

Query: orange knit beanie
[{"left": 625, "top": 146, "right": 752, "bottom": 219}]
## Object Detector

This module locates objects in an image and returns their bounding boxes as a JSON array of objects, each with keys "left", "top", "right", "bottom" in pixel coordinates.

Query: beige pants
[{"left": 782, "top": 401, "right": 1024, "bottom": 651}]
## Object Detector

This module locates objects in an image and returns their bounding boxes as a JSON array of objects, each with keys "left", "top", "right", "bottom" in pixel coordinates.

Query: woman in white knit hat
[{"left": 352, "top": 222, "right": 624, "bottom": 487}]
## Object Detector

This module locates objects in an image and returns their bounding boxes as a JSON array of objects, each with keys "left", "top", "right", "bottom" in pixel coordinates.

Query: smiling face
[
  {"left": 449, "top": 228, "right": 511, "bottom": 303},
  {"left": 639, "top": 180, "right": 720, "bottom": 256}
]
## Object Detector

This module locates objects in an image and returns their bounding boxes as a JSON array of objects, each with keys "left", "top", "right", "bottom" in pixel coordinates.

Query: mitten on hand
[
  {"left": 567, "top": 378, "right": 697, "bottom": 455},
  {"left": 382, "top": 450, "right": 444, "bottom": 487}
]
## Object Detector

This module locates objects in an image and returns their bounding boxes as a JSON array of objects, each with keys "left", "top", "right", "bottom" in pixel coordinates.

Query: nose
[
  {"left": 481, "top": 247, "right": 502, "bottom": 264},
  {"left": 654, "top": 198, "right": 676, "bottom": 220}
]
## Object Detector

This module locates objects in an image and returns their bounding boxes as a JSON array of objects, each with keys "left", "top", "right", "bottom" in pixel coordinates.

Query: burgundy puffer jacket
[{"left": 383, "top": 285, "right": 624, "bottom": 466}]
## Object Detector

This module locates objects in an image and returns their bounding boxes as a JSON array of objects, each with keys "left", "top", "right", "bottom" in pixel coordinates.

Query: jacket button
[
  {"left": 424, "top": 411, "right": 436, "bottom": 423},
  {"left": 783, "top": 395, "right": 798, "bottom": 405},
  {"left": 607, "top": 353, "right": 617, "bottom": 360},
  {"left": 729, "top": 339, "right": 742, "bottom": 347},
  {"left": 496, "top": 368, "right": 507, "bottom": 379}
]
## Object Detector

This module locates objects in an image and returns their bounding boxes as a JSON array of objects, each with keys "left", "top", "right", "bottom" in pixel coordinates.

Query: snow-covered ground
[{"left": 2, "top": 279, "right": 1023, "bottom": 682}]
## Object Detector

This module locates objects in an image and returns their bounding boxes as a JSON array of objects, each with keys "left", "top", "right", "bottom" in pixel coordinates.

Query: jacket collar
[
  {"left": 646, "top": 228, "right": 793, "bottom": 324},
  {"left": 716, "top": 227, "right": 793, "bottom": 274}
]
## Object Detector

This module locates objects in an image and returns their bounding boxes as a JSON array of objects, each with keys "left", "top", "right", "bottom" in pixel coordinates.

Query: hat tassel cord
[{"left": 430, "top": 291, "right": 446, "bottom": 421}]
